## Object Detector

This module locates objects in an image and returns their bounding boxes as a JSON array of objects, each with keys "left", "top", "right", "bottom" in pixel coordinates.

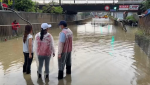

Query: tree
[
  {"left": 51, "top": 6, "right": 63, "bottom": 14},
  {"left": 42, "top": 2, "right": 63, "bottom": 14},
  {"left": 14, "top": 0, "right": 36, "bottom": 12},
  {"left": 7, "top": 0, "right": 13, "bottom": 7},
  {"left": 141, "top": 0, "right": 150, "bottom": 10}
]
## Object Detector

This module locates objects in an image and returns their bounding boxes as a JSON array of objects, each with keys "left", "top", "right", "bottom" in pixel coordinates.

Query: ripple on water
[{"left": 0, "top": 19, "right": 150, "bottom": 85}]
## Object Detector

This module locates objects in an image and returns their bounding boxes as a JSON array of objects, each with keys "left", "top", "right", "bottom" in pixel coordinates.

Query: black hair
[
  {"left": 13, "top": 20, "right": 16, "bottom": 23},
  {"left": 23, "top": 25, "right": 32, "bottom": 43},
  {"left": 40, "top": 28, "right": 47, "bottom": 41}
]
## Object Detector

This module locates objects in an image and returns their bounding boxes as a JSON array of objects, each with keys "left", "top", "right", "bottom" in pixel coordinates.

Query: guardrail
[
  {"left": 0, "top": 12, "right": 91, "bottom": 41},
  {"left": 37, "top": 0, "right": 143, "bottom": 4}
]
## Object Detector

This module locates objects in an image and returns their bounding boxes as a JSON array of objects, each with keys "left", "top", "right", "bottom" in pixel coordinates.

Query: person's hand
[
  {"left": 58, "top": 54, "right": 61, "bottom": 59},
  {"left": 29, "top": 54, "right": 32, "bottom": 59},
  {"left": 53, "top": 53, "right": 55, "bottom": 57}
]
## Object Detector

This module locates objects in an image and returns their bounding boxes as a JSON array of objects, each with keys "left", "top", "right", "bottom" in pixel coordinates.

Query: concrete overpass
[{"left": 35, "top": 0, "right": 143, "bottom": 14}]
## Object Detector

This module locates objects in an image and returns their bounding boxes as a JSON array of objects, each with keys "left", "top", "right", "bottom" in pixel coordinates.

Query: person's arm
[
  {"left": 17, "top": 23, "right": 20, "bottom": 28},
  {"left": 28, "top": 37, "right": 33, "bottom": 58},
  {"left": 58, "top": 32, "right": 66, "bottom": 59}
]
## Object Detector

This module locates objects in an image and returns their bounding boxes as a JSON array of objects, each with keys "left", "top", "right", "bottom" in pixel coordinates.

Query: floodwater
[{"left": 0, "top": 18, "right": 150, "bottom": 85}]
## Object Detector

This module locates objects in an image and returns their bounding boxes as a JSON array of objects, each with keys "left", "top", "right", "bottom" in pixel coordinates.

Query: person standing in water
[
  {"left": 123, "top": 11, "right": 128, "bottom": 20},
  {"left": 58, "top": 21, "right": 73, "bottom": 80},
  {"left": 12, "top": 20, "right": 20, "bottom": 36},
  {"left": 34, "top": 23, "right": 55, "bottom": 78},
  {"left": 23, "top": 25, "right": 33, "bottom": 74}
]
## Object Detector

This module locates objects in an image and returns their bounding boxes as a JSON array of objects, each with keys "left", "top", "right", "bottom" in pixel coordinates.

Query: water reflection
[
  {"left": 65, "top": 75, "right": 72, "bottom": 85},
  {"left": 58, "top": 75, "right": 72, "bottom": 85},
  {"left": 23, "top": 74, "right": 34, "bottom": 85},
  {"left": 37, "top": 78, "right": 43, "bottom": 85},
  {"left": 0, "top": 19, "right": 150, "bottom": 85}
]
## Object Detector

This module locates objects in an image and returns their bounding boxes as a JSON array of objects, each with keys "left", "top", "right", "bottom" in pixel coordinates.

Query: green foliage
[
  {"left": 136, "top": 30, "right": 144, "bottom": 36},
  {"left": 42, "top": 3, "right": 63, "bottom": 14},
  {"left": 8, "top": 0, "right": 13, "bottom": 6},
  {"left": 14, "top": 0, "right": 36, "bottom": 12},
  {"left": 126, "top": 15, "right": 137, "bottom": 22},
  {"left": 52, "top": 6, "right": 63, "bottom": 14},
  {"left": 141, "top": 0, "right": 150, "bottom": 10}
]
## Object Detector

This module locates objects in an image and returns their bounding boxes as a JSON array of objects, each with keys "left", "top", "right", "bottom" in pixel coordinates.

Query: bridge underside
[
  {"left": 61, "top": 4, "right": 141, "bottom": 12},
  {"left": 39, "top": 3, "right": 142, "bottom": 14}
]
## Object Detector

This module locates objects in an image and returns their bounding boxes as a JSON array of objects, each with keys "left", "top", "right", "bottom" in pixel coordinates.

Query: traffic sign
[{"left": 105, "top": 5, "right": 110, "bottom": 11}]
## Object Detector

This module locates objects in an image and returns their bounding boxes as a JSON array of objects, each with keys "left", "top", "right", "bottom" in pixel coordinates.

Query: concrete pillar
[
  {"left": 43, "top": 0, "right": 45, "bottom": 4},
  {"left": 74, "top": 0, "right": 75, "bottom": 3},
  {"left": 59, "top": 0, "right": 61, "bottom": 5}
]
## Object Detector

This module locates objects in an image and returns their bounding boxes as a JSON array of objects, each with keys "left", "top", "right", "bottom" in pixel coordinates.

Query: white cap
[{"left": 41, "top": 23, "right": 52, "bottom": 30}]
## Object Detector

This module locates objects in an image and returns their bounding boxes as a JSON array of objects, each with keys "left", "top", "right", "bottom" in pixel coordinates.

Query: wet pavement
[{"left": 0, "top": 18, "right": 150, "bottom": 85}]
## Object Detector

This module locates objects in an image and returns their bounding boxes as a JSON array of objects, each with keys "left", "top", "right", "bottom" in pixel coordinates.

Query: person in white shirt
[
  {"left": 34, "top": 23, "right": 55, "bottom": 78},
  {"left": 23, "top": 25, "right": 33, "bottom": 74}
]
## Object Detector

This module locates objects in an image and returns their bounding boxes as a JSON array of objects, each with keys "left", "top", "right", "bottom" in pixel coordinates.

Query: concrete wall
[
  {"left": 135, "top": 14, "right": 150, "bottom": 58},
  {"left": 135, "top": 34, "right": 150, "bottom": 58},
  {"left": 0, "top": 11, "right": 76, "bottom": 25},
  {"left": 0, "top": 11, "right": 91, "bottom": 41}
]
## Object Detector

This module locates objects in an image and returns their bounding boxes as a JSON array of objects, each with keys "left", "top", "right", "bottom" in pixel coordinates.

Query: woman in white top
[
  {"left": 23, "top": 25, "right": 33, "bottom": 74},
  {"left": 34, "top": 23, "right": 55, "bottom": 78}
]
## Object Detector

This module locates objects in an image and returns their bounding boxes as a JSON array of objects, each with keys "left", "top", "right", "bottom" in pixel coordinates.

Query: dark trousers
[
  {"left": 23, "top": 52, "right": 33, "bottom": 73},
  {"left": 58, "top": 52, "right": 71, "bottom": 71},
  {"left": 12, "top": 30, "right": 18, "bottom": 36}
]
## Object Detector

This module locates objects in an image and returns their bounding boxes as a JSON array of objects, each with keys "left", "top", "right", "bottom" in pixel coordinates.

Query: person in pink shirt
[
  {"left": 58, "top": 21, "right": 73, "bottom": 80},
  {"left": 34, "top": 23, "right": 55, "bottom": 78}
]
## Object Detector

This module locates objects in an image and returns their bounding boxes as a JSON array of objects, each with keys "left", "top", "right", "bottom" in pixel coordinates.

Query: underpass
[{"left": 0, "top": 18, "right": 150, "bottom": 85}]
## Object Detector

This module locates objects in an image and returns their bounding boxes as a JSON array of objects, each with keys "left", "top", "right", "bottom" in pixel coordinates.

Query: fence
[
  {"left": 138, "top": 14, "right": 150, "bottom": 35},
  {"left": 0, "top": 11, "right": 91, "bottom": 41}
]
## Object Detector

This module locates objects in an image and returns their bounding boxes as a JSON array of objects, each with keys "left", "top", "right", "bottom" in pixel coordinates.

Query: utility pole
[{"left": 12, "top": 0, "right": 15, "bottom": 9}]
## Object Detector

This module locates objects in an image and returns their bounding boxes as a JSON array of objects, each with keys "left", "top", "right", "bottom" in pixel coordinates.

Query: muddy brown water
[{"left": 0, "top": 19, "right": 150, "bottom": 85}]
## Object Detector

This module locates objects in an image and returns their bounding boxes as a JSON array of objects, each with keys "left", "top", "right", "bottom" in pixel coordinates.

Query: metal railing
[
  {"left": 0, "top": 12, "right": 92, "bottom": 41},
  {"left": 37, "top": 0, "right": 143, "bottom": 4}
]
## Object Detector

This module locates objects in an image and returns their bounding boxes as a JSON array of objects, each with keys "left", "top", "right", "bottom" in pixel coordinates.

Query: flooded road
[{"left": 0, "top": 18, "right": 150, "bottom": 85}]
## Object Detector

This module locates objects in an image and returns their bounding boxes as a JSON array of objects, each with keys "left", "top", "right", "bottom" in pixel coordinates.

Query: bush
[
  {"left": 51, "top": 6, "right": 63, "bottom": 14},
  {"left": 14, "top": 0, "right": 36, "bottom": 12},
  {"left": 126, "top": 15, "right": 137, "bottom": 22},
  {"left": 42, "top": 3, "right": 63, "bottom": 14},
  {"left": 141, "top": 0, "right": 150, "bottom": 10}
]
